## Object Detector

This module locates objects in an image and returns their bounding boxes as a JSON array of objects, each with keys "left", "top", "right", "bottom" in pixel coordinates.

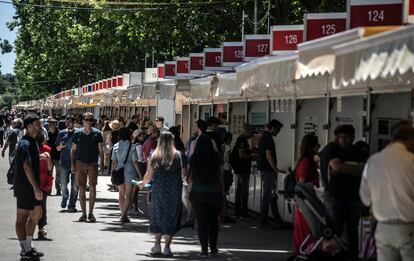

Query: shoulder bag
[{"left": 111, "top": 143, "right": 132, "bottom": 186}]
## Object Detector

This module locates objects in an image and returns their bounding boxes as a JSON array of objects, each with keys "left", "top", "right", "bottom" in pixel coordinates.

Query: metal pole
[
  {"left": 254, "top": 0, "right": 258, "bottom": 34},
  {"left": 267, "top": 1, "right": 271, "bottom": 34},
  {"left": 144, "top": 54, "right": 148, "bottom": 69},
  {"left": 152, "top": 48, "right": 155, "bottom": 68},
  {"left": 241, "top": 10, "right": 245, "bottom": 41}
]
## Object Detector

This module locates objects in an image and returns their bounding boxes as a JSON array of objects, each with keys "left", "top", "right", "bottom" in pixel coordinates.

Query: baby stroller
[{"left": 293, "top": 183, "right": 348, "bottom": 260}]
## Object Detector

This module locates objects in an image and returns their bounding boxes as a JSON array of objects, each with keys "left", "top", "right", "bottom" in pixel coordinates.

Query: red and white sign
[
  {"left": 189, "top": 53, "right": 204, "bottom": 74},
  {"left": 157, "top": 64, "right": 165, "bottom": 79},
  {"left": 175, "top": 57, "right": 190, "bottom": 75},
  {"left": 404, "top": 0, "right": 414, "bottom": 23},
  {"left": 243, "top": 35, "right": 271, "bottom": 62},
  {"left": 221, "top": 42, "right": 244, "bottom": 67},
  {"left": 304, "top": 13, "right": 346, "bottom": 41},
  {"left": 271, "top": 25, "right": 304, "bottom": 55},
  {"left": 117, "top": 75, "right": 123, "bottom": 87},
  {"left": 99, "top": 81, "right": 103, "bottom": 90},
  {"left": 112, "top": 77, "right": 117, "bottom": 88},
  {"left": 204, "top": 48, "right": 222, "bottom": 71},
  {"left": 103, "top": 80, "right": 107, "bottom": 89},
  {"left": 348, "top": 0, "right": 403, "bottom": 28},
  {"left": 107, "top": 78, "right": 112, "bottom": 88},
  {"left": 164, "top": 61, "right": 176, "bottom": 79}
]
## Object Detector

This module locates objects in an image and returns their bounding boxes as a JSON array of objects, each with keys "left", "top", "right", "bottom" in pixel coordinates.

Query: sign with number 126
[{"left": 271, "top": 25, "right": 303, "bottom": 55}]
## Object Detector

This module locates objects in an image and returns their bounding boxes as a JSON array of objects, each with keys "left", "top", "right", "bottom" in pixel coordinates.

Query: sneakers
[
  {"left": 163, "top": 246, "right": 173, "bottom": 257},
  {"left": 88, "top": 214, "right": 96, "bottom": 223},
  {"left": 67, "top": 207, "right": 77, "bottom": 213},
  {"left": 150, "top": 244, "right": 162, "bottom": 255},
  {"left": 78, "top": 214, "right": 87, "bottom": 222},
  {"left": 61, "top": 200, "right": 67, "bottom": 209},
  {"left": 37, "top": 229, "right": 47, "bottom": 240},
  {"left": 21, "top": 248, "right": 44, "bottom": 259}
]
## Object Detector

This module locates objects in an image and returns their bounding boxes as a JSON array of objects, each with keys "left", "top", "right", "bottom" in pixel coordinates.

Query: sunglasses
[{"left": 83, "top": 118, "right": 93, "bottom": 122}]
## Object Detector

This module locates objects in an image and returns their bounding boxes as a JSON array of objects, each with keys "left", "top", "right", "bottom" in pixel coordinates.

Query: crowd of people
[{"left": 3, "top": 109, "right": 413, "bottom": 261}]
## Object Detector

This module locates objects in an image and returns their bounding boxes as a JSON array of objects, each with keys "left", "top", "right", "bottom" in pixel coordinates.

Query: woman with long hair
[
  {"left": 293, "top": 133, "right": 320, "bottom": 256},
  {"left": 139, "top": 132, "right": 185, "bottom": 257},
  {"left": 189, "top": 134, "right": 223, "bottom": 257},
  {"left": 111, "top": 127, "right": 140, "bottom": 223},
  {"left": 130, "top": 129, "right": 147, "bottom": 214}
]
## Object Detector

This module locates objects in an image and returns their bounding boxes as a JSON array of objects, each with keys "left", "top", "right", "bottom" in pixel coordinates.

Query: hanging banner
[
  {"left": 271, "top": 25, "right": 304, "bottom": 55},
  {"left": 221, "top": 42, "right": 244, "bottom": 67},
  {"left": 189, "top": 53, "right": 204, "bottom": 74},
  {"left": 348, "top": 0, "right": 403, "bottom": 28},
  {"left": 404, "top": 0, "right": 414, "bottom": 23},
  {"left": 243, "top": 34, "right": 271, "bottom": 62},
  {"left": 157, "top": 64, "right": 165, "bottom": 79},
  {"left": 204, "top": 48, "right": 222, "bottom": 71},
  {"left": 164, "top": 61, "right": 176, "bottom": 79},
  {"left": 304, "top": 13, "right": 347, "bottom": 41}
]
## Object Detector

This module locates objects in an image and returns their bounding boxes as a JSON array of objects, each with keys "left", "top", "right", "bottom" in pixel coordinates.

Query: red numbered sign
[
  {"left": 349, "top": 0, "right": 403, "bottom": 28},
  {"left": 117, "top": 76, "right": 123, "bottom": 87},
  {"left": 204, "top": 48, "right": 222, "bottom": 70},
  {"left": 99, "top": 81, "right": 103, "bottom": 90},
  {"left": 304, "top": 13, "right": 347, "bottom": 41},
  {"left": 189, "top": 53, "right": 204, "bottom": 72},
  {"left": 405, "top": 0, "right": 414, "bottom": 23},
  {"left": 244, "top": 35, "right": 271, "bottom": 62},
  {"left": 107, "top": 78, "right": 112, "bottom": 88},
  {"left": 271, "top": 25, "right": 303, "bottom": 55},
  {"left": 164, "top": 62, "right": 176, "bottom": 78},
  {"left": 222, "top": 42, "right": 244, "bottom": 67},
  {"left": 157, "top": 64, "right": 165, "bottom": 79},
  {"left": 103, "top": 80, "right": 107, "bottom": 89},
  {"left": 176, "top": 58, "right": 189, "bottom": 74}
]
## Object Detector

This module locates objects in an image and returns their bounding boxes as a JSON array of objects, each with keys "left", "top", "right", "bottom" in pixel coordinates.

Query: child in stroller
[{"left": 290, "top": 183, "right": 348, "bottom": 260}]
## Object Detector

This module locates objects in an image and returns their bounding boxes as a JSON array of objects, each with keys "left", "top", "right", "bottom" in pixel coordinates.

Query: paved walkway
[{"left": 0, "top": 154, "right": 293, "bottom": 261}]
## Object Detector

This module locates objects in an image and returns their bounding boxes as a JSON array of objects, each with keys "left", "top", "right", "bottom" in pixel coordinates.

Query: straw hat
[
  {"left": 109, "top": 120, "right": 121, "bottom": 131},
  {"left": 133, "top": 129, "right": 146, "bottom": 138},
  {"left": 146, "top": 125, "right": 159, "bottom": 135}
]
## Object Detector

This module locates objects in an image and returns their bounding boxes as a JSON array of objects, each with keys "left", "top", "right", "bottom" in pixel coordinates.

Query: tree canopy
[{"left": 9, "top": 0, "right": 345, "bottom": 100}]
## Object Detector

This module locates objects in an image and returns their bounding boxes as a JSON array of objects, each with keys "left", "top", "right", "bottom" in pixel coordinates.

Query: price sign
[
  {"left": 244, "top": 35, "right": 271, "bottom": 62},
  {"left": 164, "top": 62, "right": 176, "bottom": 78},
  {"left": 349, "top": 0, "right": 403, "bottom": 28},
  {"left": 271, "top": 25, "right": 303, "bottom": 55},
  {"left": 304, "top": 13, "right": 346, "bottom": 41},
  {"left": 204, "top": 48, "right": 222, "bottom": 71},
  {"left": 222, "top": 42, "right": 244, "bottom": 67},
  {"left": 157, "top": 64, "right": 165, "bottom": 79},
  {"left": 176, "top": 58, "right": 190, "bottom": 74},
  {"left": 189, "top": 53, "right": 204, "bottom": 73}
]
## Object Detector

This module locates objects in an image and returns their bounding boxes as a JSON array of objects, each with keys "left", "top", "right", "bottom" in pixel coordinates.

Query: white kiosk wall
[
  {"left": 329, "top": 96, "right": 365, "bottom": 142},
  {"left": 297, "top": 98, "right": 328, "bottom": 150},
  {"left": 149, "top": 106, "right": 157, "bottom": 121},
  {"left": 182, "top": 105, "right": 190, "bottom": 141},
  {"left": 189, "top": 104, "right": 198, "bottom": 136},
  {"left": 157, "top": 99, "right": 175, "bottom": 128},
  {"left": 199, "top": 105, "right": 212, "bottom": 121},
  {"left": 370, "top": 92, "right": 411, "bottom": 153}
]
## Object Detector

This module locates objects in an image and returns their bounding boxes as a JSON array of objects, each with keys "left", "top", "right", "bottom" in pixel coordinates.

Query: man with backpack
[{"left": 230, "top": 124, "right": 256, "bottom": 218}]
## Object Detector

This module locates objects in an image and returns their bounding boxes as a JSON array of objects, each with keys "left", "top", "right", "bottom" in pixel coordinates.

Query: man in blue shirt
[{"left": 56, "top": 115, "right": 80, "bottom": 212}]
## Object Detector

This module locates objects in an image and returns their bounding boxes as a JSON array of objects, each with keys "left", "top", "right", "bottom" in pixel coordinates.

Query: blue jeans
[
  {"left": 60, "top": 166, "right": 78, "bottom": 209},
  {"left": 260, "top": 170, "right": 279, "bottom": 222}
]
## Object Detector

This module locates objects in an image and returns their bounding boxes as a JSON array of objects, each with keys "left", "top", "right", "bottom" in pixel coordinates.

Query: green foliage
[{"left": 11, "top": 0, "right": 345, "bottom": 101}]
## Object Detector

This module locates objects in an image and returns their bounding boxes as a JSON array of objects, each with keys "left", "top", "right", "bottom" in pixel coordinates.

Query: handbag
[{"left": 111, "top": 143, "right": 132, "bottom": 186}]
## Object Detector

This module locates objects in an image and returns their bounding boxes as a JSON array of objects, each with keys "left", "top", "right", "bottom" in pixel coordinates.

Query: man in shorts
[
  {"left": 71, "top": 112, "right": 104, "bottom": 222},
  {"left": 14, "top": 114, "right": 45, "bottom": 259}
]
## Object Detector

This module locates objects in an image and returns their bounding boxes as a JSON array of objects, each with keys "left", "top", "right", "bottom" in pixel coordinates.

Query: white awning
[
  {"left": 216, "top": 73, "right": 240, "bottom": 97},
  {"left": 296, "top": 28, "right": 365, "bottom": 80},
  {"left": 236, "top": 55, "right": 297, "bottom": 98},
  {"left": 159, "top": 80, "right": 176, "bottom": 100},
  {"left": 333, "top": 25, "right": 414, "bottom": 90},
  {"left": 190, "top": 76, "right": 213, "bottom": 100},
  {"left": 142, "top": 83, "right": 157, "bottom": 99}
]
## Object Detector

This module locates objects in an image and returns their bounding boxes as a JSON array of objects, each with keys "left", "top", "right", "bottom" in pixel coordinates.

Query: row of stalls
[{"left": 15, "top": 25, "right": 414, "bottom": 222}]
